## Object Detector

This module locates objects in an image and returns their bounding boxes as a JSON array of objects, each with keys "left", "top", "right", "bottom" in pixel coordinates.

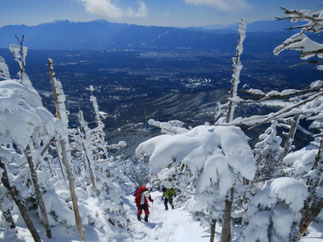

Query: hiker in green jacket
[{"left": 162, "top": 187, "right": 176, "bottom": 210}]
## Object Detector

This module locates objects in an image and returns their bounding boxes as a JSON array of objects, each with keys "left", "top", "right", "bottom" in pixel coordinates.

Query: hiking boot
[
  {"left": 144, "top": 215, "right": 148, "bottom": 222},
  {"left": 137, "top": 214, "right": 141, "bottom": 221}
]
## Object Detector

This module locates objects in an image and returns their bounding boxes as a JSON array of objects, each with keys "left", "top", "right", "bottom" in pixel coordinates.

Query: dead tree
[
  {"left": 48, "top": 58, "right": 85, "bottom": 241},
  {"left": 25, "top": 145, "right": 52, "bottom": 238},
  {"left": 220, "top": 18, "right": 247, "bottom": 242}
]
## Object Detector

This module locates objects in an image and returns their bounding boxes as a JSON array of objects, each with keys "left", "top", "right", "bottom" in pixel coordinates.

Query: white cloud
[
  {"left": 80, "top": 0, "right": 148, "bottom": 19},
  {"left": 127, "top": 1, "right": 148, "bottom": 18},
  {"left": 184, "top": 0, "right": 248, "bottom": 11}
]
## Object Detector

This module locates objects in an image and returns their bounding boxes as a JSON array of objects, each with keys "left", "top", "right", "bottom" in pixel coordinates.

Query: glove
[{"left": 152, "top": 199, "right": 154, "bottom": 203}]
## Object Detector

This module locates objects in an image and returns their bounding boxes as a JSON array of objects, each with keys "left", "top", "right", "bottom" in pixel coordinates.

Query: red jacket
[{"left": 135, "top": 186, "right": 154, "bottom": 207}]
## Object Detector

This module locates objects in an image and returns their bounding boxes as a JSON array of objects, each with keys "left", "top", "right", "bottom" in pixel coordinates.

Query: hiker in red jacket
[{"left": 134, "top": 186, "right": 154, "bottom": 222}]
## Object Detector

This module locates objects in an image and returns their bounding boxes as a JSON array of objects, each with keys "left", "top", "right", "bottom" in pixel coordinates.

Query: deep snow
[
  {"left": 124, "top": 191, "right": 211, "bottom": 242},
  {"left": 4, "top": 190, "right": 322, "bottom": 242}
]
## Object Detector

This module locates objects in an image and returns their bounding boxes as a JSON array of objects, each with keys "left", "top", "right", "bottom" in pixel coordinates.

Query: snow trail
[{"left": 124, "top": 191, "right": 212, "bottom": 242}]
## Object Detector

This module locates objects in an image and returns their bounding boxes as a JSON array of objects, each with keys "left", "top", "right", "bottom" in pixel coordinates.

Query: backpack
[{"left": 133, "top": 186, "right": 139, "bottom": 196}]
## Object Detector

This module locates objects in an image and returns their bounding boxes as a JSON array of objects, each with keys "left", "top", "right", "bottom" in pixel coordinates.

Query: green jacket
[{"left": 163, "top": 188, "right": 176, "bottom": 199}]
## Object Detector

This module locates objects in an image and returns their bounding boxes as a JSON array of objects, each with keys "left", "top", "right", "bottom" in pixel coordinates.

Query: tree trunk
[
  {"left": 61, "top": 139, "right": 85, "bottom": 241},
  {"left": 82, "top": 141, "right": 98, "bottom": 196},
  {"left": 0, "top": 159, "right": 41, "bottom": 242},
  {"left": 220, "top": 188, "right": 234, "bottom": 242},
  {"left": 210, "top": 219, "right": 216, "bottom": 242},
  {"left": 283, "top": 114, "right": 300, "bottom": 158},
  {"left": 2, "top": 209, "right": 15, "bottom": 229},
  {"left": 25, "top": 145, "right": 52, "bottom": 238},
  {"left": 299, "top": 204, "right": 322, "bottom": 237},
  {"left": 78, "top": 120, "right": 98, "bottom": 196},
  {"left": 55, "top": 141, "right": 66, "bottom": 181},
  {"left": 299, "top": 138, "right": 322, "bottom": 237}
]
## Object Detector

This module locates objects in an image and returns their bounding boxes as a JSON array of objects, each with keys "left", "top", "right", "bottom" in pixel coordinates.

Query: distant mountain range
[{"left": 0, "top": 19, "right": 309, "bottom": 52}]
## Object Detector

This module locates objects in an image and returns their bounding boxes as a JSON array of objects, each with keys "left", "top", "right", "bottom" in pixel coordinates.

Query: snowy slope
[{"left": 3, "top": 190, "right": 323, "bottom": 241}]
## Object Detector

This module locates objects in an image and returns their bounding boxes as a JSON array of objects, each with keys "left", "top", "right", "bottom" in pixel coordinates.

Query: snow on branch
[
  {"left": 106, "top": 141, "right": 127, "bottom": 150},
  {"left": 274, "top": 32, "right": 323, "bottom": 60},
  {"left": 232, "top": 90, "right": 323, "bottom": 128},
  {"left": 233, "top": 80, "right": 323, "bottom": 105},
  {"left": 274, "top": 8, "right": 323, "bottom": 70},
  {"left": 275, "top": 8, "right": 323, "bottom": 33},
  {"left": 148, "top": 119, "right": 188, "bottom": 134}
]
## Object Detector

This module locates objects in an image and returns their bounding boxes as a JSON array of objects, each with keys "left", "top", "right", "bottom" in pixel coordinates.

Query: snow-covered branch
[
  {"left": 148, "top": 119, "right": 188, "bottom": 134},
  {"left": 275, "top": 8, "right": 323, "bottom": 33},
  {"left": 274, "top": 8, "right": 323, "bottom": 70},
  {"left": 232, "top": 90, "right": 322, "bottom": 128}
]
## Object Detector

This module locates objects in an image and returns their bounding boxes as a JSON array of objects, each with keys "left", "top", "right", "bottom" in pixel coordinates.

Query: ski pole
[{"left": 151, "top": 201, "right": 154, "bottom": 221}]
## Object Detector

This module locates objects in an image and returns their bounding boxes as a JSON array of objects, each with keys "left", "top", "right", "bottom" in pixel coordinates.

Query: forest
[{"left": 0, "top": 7, "right": 322, "bottom": 242}]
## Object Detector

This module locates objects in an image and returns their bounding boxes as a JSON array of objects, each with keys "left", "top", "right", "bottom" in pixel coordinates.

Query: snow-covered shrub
[
  {"left": 254, "top": 120, "right": 284, "bottom": 182},
  {"left": 244, "top": 177, "right": 308, "bottom": 242},
  {"left": 0, "top": 56, "right": 10, "bottom": 80},
  {"left": 98, "top": 178, "right": 128, "bottom": 228},
  {"left": 39, "top": 191, "right": 75, "bottom": 227}
]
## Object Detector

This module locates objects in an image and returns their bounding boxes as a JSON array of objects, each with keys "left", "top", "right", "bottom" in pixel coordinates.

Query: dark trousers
[
  {"left": 138, "top": 204, "right": 149, "bottom": 216},
  {"left": 137, "top": 204, "right": 149, "bottom": 222},
  {"left": 164, "top": 198, "right": 174, "bottom": 210}
]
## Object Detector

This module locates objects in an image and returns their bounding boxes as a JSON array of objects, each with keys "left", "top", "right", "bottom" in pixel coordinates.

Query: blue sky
[{"left": 0, "top": 0, "right": 322, "bottom": 27}]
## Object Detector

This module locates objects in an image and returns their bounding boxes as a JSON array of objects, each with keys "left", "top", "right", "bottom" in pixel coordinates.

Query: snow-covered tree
[
  {"left": 48, "top": 58, "right": 85, "bottom": 241},
  {"left": 89, "top": 85, "right": 109, "bottom": 160},
  {"left": 238, "top": 8, "right": 323, "bottom": 238},
  {"left": 136, "top": 125, "right": 255, "bottom": 242},
  {"left": 226, "top": 18, "right": 247, "bottom": 124},
  {"left": 0, "top": 80, "right": 66, "bottom": 241},
  {"left": 75, "top": 102, "right": 129, "bottom": 229},
  {"left": 243, "top": 177, "right": 308, "bottom": 242},
  {"left": 9, "top": 35, "right": 33, "bottom": 88},
  {"left": 218, "top": 18, "right": 248, "bottom": 242}
]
